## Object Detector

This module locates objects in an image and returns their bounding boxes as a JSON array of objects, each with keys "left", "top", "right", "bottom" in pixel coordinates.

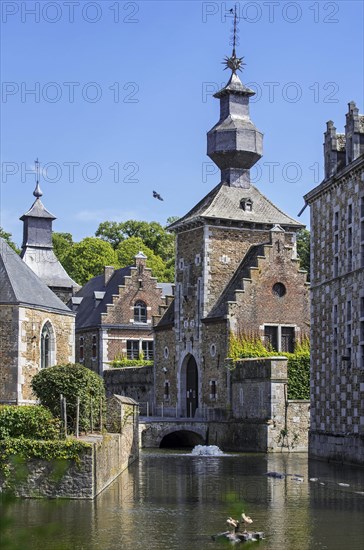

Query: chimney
[{"left": 104, "top": 266, "right": 114, "bottom": 285}]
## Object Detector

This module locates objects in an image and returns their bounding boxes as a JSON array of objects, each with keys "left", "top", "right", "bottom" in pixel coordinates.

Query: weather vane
[
  {"left": 33, "top": 158, "right": 43, "bottom": 198},
  {"left": 222, "top": 5, "right": 245, "bottom": 74}
]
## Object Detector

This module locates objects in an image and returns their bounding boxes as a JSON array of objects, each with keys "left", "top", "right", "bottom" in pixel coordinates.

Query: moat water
[{"left": 6, "top": 451, "right": 364, "bottom": 550}]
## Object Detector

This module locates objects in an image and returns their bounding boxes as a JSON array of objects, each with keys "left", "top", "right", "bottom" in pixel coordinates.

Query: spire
[
  {"left": 33, "top": 158, "right": 43, "bottom": 198},
  {"left": 206, "top": 6, "right": 263, "bottom": 189},
  {"left": 222, "top": 5, "right": 245, "bottom": 75}
]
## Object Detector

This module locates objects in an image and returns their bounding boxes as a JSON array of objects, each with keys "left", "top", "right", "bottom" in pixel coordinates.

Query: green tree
[
  {"left": 95, "top": 221, "right": 125, "bottom": 249},
  {"left": 31, "top": 363, "right": 105, "bottom": 434},
  {"left": 166, "top": 216, "right": 180, "bottom": 225},
  {"left": 62, "top": 237, "right": 118, "bottom": 286},
  {"left": 0, "top": 227, "right": 20, "bottom": 253},
  {"left": 52, "top": 232, "right": 74, "bottom": 263},
  {"left": 96, "top": 220, "right": 175, "bottom": 263},
  {"left": 116, "top": 236, "right": 170, "bottom": 281},
  {"left": 296, "top": 229, "right": 310, "bottom": 280}
]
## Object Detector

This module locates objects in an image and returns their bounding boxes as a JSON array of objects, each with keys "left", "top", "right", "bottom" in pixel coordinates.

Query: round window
[{"left": 272, "top": 282, "right": 286, "bottom": 297}]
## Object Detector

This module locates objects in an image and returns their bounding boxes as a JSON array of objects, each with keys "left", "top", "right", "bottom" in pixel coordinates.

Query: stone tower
[
  {"left": 207, "top": 70, "right": 263, "bottom": 188},
  {"left": 20, "top": 162, "right": 79, "bottom": 304},
  {"left": 154, "top": 35, "right": 309, "bottom": 420}
]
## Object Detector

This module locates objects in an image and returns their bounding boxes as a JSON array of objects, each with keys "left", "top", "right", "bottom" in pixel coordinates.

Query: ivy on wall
[{"left": 228, "top": 332, "right": 310, "bottom": 400}]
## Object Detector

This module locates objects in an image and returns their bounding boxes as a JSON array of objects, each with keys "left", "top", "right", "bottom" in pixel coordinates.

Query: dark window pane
[{"left": 264, "top": 326, "right": 278, "bottom": 352}]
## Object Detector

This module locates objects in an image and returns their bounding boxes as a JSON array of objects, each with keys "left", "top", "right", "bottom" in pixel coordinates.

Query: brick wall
[
  {"left": 101, "top": 264, "right": 164, "bottom": 326},
  {"left": 228, "top": 231, "right": 310, "bottom": 340},
  {"left": 77, "top": 258, "right": 170, "bottom": 374}
]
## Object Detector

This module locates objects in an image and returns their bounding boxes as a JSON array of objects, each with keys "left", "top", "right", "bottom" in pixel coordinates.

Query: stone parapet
[{"left": 1, "top": 431, "right": 138, "bottom": 499}]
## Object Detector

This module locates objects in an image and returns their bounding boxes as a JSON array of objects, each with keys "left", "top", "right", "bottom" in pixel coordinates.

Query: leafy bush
[
  {"left": 31, "top": 363, "right": 105, "bottom": 434},
  {"left": 109, "top": 358, "right": 153, "bottom": 368},
  {"left": 0, "top": 406, "right": 60, "bottom": 440}
]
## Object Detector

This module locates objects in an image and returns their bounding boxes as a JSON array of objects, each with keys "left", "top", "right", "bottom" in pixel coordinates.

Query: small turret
[
  {"left": 323, "top": 120, "right": 346, "bottom": 179},
  {"left": 345, "top": 101, "right": 364, "bottom": 164},
  {"left": 20, "top": 159, "right": 79, "bottom": 303},
  {"left": 206, "top": 7, "right": 263, "bottom": 189},
  {"left": 323, "top": 102, "right": 364, "bottom": 180}
]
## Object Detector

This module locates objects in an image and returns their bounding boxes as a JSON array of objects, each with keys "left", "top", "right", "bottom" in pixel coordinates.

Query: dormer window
[
  {"left": 134, "top": 300, "right": 147, "bottom": 323},
  {"left": 240, "top": 198, "right": 253, "bottom": 212}
]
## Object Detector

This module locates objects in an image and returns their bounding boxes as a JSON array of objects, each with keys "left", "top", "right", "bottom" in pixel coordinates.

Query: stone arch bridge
[{"left": 139, "top": 419, "right": 209, "bottom": 448}]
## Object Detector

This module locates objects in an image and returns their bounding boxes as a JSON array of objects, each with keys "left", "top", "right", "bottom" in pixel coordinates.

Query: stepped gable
[
  {"left": 75, "top": 266, "right": 173, "bottom": 330},
  {"left": 205, "top": 243, "right": 266, "bottom": 320},
  {"left": 168, "top": 182, "right": 303, "bottom": 231},
  {"left": 0, "top": 237, "right": 72, "bottom": 315},
  {"left": 74, "top": 267, "right": 132, "bottom": 329}
]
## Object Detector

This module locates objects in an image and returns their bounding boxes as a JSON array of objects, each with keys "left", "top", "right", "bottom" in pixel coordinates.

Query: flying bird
[{"left": 153, "top": 190, "right": 164, "bottom": 201}]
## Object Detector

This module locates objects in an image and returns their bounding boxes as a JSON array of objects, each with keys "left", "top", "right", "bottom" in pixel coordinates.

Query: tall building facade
[
  {"left": 154, "top": 48, "right": 310, "bottom": 419},
  {"left": 304, "top": 102, "right": 364, "bottom": 465}
]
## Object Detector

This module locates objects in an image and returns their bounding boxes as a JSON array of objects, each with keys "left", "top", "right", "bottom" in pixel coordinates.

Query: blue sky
[{"left": 1, "top": 0, "right": 363, "bottom": 246}]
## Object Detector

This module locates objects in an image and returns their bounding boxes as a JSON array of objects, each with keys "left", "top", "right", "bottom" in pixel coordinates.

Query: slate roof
[
  {"left": 214, "top": 72, "right": 255, "bottom": 98},
  {"left": 157, "top": 282, "right": 174, "bottom": 297},
  {"left": 74, "top": 267, "right": 132, "bottom": 329},
  {"left": 168, "top": 182, "right": 303, "bottom": 231},
  {"left": 21, "top": 248, "right": 80, "bottom": 289},
  {"left": 20, "top": 198, "right": 56, "bottom": 220},
  {"left": 0, "top": 237, "right": 73, "bottom": 314},
  {"left": 154, "top": 299, "right": 175, "bottom": 331}
]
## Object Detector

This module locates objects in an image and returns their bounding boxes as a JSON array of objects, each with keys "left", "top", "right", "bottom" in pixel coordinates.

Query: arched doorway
[{"left": 186, "top": 355, "right": 198, "bottom": 418}]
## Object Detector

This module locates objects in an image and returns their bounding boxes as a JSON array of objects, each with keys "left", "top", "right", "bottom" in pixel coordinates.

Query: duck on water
[{"left": 212, "top": 512, "right": 265, "bottom": 544}]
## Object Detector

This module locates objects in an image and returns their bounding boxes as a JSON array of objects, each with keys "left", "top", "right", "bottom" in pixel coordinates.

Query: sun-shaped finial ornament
[{"left": 222, "top": 54, "right": 245, "bottom": 74}]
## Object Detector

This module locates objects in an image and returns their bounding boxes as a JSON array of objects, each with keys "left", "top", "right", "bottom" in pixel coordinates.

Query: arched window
[
  {"left": 41, "top": 321, "right": 55, "bottom": 369},
  {"left": 79, "top": 337, "right": 84, "bottom": 361},
  {"left": 134, "top": 301, "right": 147, "bottom": 323},
  {"left": 92, "top": 335, "right": 97, "bottom": 359}
]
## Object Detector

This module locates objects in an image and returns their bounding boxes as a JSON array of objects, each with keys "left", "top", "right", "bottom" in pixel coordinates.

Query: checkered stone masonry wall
[{"left": 307, "top": 156, "right": 364, "bottom": 465}]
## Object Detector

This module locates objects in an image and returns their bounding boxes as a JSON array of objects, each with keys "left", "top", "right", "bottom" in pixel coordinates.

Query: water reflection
[{"left": 6, "top": 452, "right": 364, "bottom": 550}]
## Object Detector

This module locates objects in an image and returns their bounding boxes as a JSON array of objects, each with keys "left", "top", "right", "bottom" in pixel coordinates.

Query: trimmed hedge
[
  {"left": 31, "top": 363, "right": 105, "bottom": 433},
  {"left": 0, "top": 406, "right": 60, "bottom": 441},
  {"left": 109, "top": 358, "right": 153, "bottom": 368}
]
